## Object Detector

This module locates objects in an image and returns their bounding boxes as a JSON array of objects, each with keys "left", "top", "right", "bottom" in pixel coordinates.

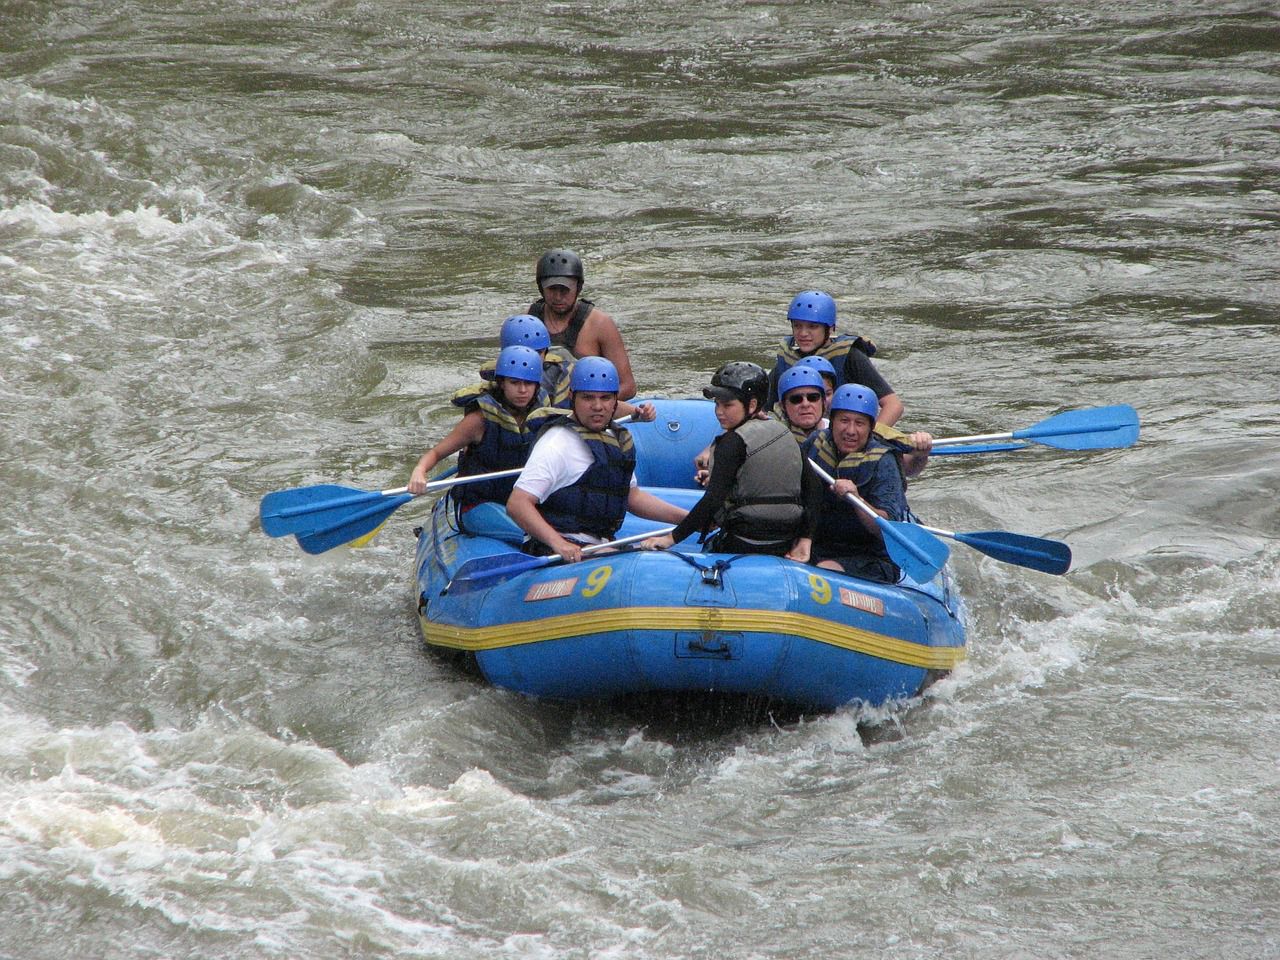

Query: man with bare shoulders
[{"left": 526, "top": 249, "right": 637, "bottom": 400}]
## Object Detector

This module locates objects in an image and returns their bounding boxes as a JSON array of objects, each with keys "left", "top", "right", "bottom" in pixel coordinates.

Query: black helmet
[
  {"left": 704, "top": 361, "right": 769, "bottom": 410},
  {"left": 536, "top": 249, "right": 584, "bottom": 291}
]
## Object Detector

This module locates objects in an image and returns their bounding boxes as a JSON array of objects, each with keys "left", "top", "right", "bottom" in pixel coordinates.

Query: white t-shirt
[{"left": 514, "top": 425, "right": 636, "bottom": 541}]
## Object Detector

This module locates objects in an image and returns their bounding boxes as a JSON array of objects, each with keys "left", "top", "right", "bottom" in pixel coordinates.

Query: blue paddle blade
[
  {"left": 293, "top": 493, "right": 413, "bottom": 555},
  {"left": 950, "top": 529, "right": 1072, "bottom": 575},
  {"left": 260, "top": 484, "right": 390, "bottom": 537},
  {"left": 445, "top": 552, "right": 556, "bottom": 594},
  {"left": 1014, "top": 404, "right": 1140, "bottom": 450},
  {"left": 878, "top": 518, "right": 949, "bottom": 583}
]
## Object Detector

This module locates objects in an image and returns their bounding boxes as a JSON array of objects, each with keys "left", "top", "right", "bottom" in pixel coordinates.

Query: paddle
[
  {"left": 931, "top": 404, "right": 1139, "bottom": 452},
  {"left": 806, "top": 460, "right": 949, "bottom": 583},
  {"left": 915, "top": 523, "right": 1071, "bottom": 575},
  {"left": 445, "top": 526, "right": 676, "bottom": 594},
  {"left": 260, "top": 468, "right": 522, "bottom": 554},
  {"left": 930, "top": 441, "right": 1031, "bottom": 457}
]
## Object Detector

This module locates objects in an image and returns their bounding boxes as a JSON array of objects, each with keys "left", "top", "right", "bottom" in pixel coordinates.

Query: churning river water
[{"left": 2, "top": 2, "right": 1278, "bottom": 958}]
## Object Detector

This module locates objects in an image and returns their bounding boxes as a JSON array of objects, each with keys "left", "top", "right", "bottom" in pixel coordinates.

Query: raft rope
[{"left": 665, "top": 550, "right": 743, "bottom": 587}]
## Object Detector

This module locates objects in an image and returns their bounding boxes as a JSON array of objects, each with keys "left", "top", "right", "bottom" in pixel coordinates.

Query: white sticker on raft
[
  {"left": 840, "top": 587, "right": 885, "bottom": 617},
  {"left": 524, "top": 577, "right": 578, "bottom": 602}
]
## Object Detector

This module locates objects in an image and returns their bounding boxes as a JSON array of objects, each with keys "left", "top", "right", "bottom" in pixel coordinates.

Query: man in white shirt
[{"left": 507, "top": 357, "right": 686, "bottom": 563}]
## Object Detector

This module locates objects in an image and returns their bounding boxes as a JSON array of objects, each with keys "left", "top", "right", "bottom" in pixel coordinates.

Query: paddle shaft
[
  {"left": 580, "top": 525, "right": 675, "bottom": 554},
  {"left": 931, "top": 404, "right": 1139, "bottom": 450},
  {"left": 933, "top": 430, "right": 1028, "bottom": 446},
  {"left": 444, "top": 525, "right": 677, "bottom": 593},
  {"left": 805, "top": 459, "right": 884, "bottom": 525}
]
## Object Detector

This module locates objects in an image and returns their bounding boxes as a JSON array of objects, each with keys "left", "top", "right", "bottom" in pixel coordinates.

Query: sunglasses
[{"left": 785, "top": 392, "right": 823, "bottom": 405}]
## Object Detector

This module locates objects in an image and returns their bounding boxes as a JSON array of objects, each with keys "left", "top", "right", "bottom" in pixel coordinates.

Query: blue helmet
[
  {"left": 796, "top": 355, "right": 838, "bottom": 383},
  {"left": 494, "top": 345, "right": 543, "bottom": 384},
  {"left": 570, "top": 355, "right": 620, "bottom": 393},
  {"left": 500, "top": 314, "right": 551, "bottom": 350},
  {"left": 829, "top": 383, "right": 879, "bottom": 421},
  {"left": 787, "top": 290, "right": 837, "bottom": 327},
  {"left": 777, "top": 364, "right": 827, "bottom": 399}
]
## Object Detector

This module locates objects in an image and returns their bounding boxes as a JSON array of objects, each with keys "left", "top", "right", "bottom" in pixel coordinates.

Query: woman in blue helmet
[
  {"left": 767, "top": 290, "right": 904, "bottom": 426},
  {"left": 642, "top": 361, "right": 822, "bottom": 559},
  {"left": 804, "top": 383, "right": 927, "bottom": 583},
  {"left": 507, "top": 357, "right": 685, "bottom": 563},
  {"left": 408, "top": 345, "right": 556, "bottom": 506}
]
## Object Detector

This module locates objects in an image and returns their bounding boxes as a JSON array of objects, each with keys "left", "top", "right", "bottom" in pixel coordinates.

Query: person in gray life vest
[
  {"left": 407, "top": 345, "right": 554, "bottom": 507},
  {"left": 641, "top": 361, "right": 823, "bottom": 559},
  {"left": 526, "top": 249, "right": 638, "bottom": 400},
  {"left": 804, "top": 383, "right": 928, "bottom": 583},
  {"left": 507, "top": 357, "right": 685, "bottom": 563}
]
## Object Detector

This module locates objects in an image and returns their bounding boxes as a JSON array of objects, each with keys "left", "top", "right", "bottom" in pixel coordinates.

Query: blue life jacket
[
  {"left": 454, "top": 391, "right": 553, "bottom": 507},
  {"left": 537, "top": 416, "right": 636, "bottom": 539},
  {"left": 471, "top": 348, "right": 573, "bottom": 405},
  {"left": 804, "top": 430, "right": 906, "bottom": 557},
  {"left": 769, "top": 333, "right": 876, "bottom": 405}
]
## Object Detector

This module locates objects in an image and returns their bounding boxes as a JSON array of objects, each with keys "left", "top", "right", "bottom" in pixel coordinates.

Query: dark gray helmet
[
  {"left": 704, "top": 361, "right": 769, "bottom": 409},
  {"left": 536, "top": 249, "right": 584, "bottom": 291}
]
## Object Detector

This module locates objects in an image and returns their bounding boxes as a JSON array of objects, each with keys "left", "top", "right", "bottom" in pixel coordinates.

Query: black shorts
[
  {"left": 811, "top": 551, "right": 901, "bottom": 584},
  {"left": 708, "top": 530, "right": 794, "bottom": 557}
]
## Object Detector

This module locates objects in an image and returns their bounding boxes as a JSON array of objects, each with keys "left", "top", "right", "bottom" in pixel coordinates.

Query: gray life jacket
[{"left": 712, "top": 417, "right": 805, "bottom": 537}]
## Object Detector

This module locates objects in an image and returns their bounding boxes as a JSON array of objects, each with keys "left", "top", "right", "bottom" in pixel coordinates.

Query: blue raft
[{"left": 414, "top": 399, "right": 965, "bottom": 712}]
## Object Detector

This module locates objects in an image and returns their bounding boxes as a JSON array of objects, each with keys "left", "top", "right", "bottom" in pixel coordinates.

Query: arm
[
  {"left": 857, "top": 453, "right": 909, "bottom": 523},
  {"left": 829, "top": 476, "right": 889, "bottom": 541},
  {"left": 902, "top": 432, "right": 932, "bottom": 478},
  {"left": 616, "top": 400, "right": 656, "bottom": 422},
  {"left": 842, "top": 350, "right": 903, "bottom": 426},
  {"left": 785, "top": 461, "right": 826, "bottom": 561},
  {"left": 506, "top": 488, "right": 585, "bottom": 564},
  {"left": 581, "top": 307, "right": 637, "bottom": 400},
  {"left": 693, "top": 443, "right": 712, "bottom": 486},
  {"left": 627, "top": 487, "right": 688, "bottom": 525},
  {"left": 877, "top": 392, "right": 905, "bottom": 427},
  {"left": 408, "top": 410, "right": 485, "bottom": 494},
  {"left": 643, "top": 433, "right": 745, "bottom": 549}
]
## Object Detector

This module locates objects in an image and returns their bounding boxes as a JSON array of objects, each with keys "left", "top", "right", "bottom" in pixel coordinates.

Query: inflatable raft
[{"left": 413, "top": 399, "right": 965, "bottom": 712}]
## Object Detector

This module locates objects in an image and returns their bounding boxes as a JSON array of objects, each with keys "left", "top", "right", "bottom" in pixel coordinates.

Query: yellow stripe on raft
[{"left": 421, "top": 606, "right": 964, "bottom": 670}]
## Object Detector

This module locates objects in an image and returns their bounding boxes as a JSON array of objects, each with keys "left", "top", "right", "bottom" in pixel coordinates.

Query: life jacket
[
  {"left": 537, "top": 415, "right": 636, "bottom": 539},
  {"left": 453, "top": 390, "right": 553, "bottom": 507},
  {"left": 709, "top": 417, "right": 804, "bottom": 539},
  {"left": 528, "top": 298, "right": 595, "bottom": 357},
  {"left": 769, "top": 332, "right": 876, "bottom": 403},
  {"left": 805, "top": 430, "right": 905, "bottom": 555},
  {"left": 871, "top": 421, "right": 912, "bottom": 450},
  {"left": 472, "top": 348, "right": 573, "bottom": 405}
]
